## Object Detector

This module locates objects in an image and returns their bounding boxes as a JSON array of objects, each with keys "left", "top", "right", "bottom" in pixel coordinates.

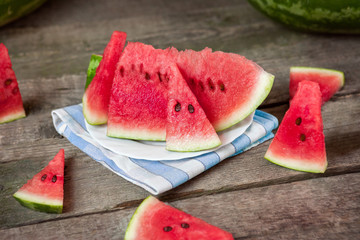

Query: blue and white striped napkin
[{"left": 52, "top": 104, "right": 278, "bottom": 195}]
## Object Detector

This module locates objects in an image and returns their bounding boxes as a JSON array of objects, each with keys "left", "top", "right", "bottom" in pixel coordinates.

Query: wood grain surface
[{"left": 1, "top": 0, "right": 359, "bottom": 239}]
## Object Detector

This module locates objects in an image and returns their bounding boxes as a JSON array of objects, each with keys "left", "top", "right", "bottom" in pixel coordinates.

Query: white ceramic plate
[{"left": 86, "top": 112, "right": 254, "bottom": 161}]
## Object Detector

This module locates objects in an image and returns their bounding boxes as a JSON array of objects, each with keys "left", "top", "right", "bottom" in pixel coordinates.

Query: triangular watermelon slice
[
  {"left": 83, "top": 31, "right": 127, "bottom": 125},
  {"left": 0, "top": 43, "right": 26, "bottom": 124},
  {"left": 265, "top": 81, "right": 327, "bottom": 173},
  {"left": 13, "top": 149, "right": 65, "bottom": 213},
  {"left": 289, "top": 66, "right": 345, "bottom": 104},
  {"left": 166, "top": 62, "right": 221, "bottom": 152},
  {"left": 124, "top": 196, "right": 234, "bottom": 240},
  {"left": 107, "top": 42, "right": 168, "bottom": 141},
  {"left": 173, "top": 47, "right": 274, "bottom": 131}
]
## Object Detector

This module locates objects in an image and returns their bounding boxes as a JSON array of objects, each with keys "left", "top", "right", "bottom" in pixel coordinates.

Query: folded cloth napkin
[{"left": 52, "top": 104, "right": 278, "bottom": 195}]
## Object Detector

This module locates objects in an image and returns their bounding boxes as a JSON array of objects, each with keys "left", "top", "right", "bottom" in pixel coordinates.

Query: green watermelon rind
[
  {"left": 290, "top": 66, "right": 345, "bottom": 87},
  {"left": 247, "top": 0, "right": 360, "bottom": 34},
  {"left": 85, "top": 54, "right": 103, "bottom": 90},
  {"left": 0, "top": 0, "right": 47, "bottom": 27},
  {"left": 13, "top": 191, "right": 63, "bottom": 214},
  {"left": 124, "top": 196, "right": 155, "bottom": 240},
  {"left": 166, "top": 135, "right": 221, "bottom": 152},
  {"left": 264, "top": 150, "right": 327, "bottom": 173},
  {"left": 0, "top": 109, "right": 26, "bottom": 124}
]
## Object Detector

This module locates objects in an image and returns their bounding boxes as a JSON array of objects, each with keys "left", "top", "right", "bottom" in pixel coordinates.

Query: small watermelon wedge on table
[
  {"left": 13, "top": 149, "right": 65, "bottom": 214},
  {"left": 124, "top": 196, "right": 234, "bottom": 240},
  {"left": 290, "top": 66, "right": 345, "bottom": 104},
  {"left": 265, "top": 81, "right": 327, "bottom": 173},
  {"left": 82, "top": 31, "right": 127, "bottom": 125},
  {"left": 0, "top": 43, "right": 26, "bottom": 124}
]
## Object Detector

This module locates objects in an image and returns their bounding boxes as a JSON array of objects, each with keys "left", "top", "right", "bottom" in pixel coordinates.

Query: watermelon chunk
[
  {"left": 13, "top": 149, "right": 65, "bottom": 213},
  {"left": 0, "top": 43, "right": 26, "bottom": 124},
  {"left": 107, "top": 42, "right": 168, "bottom": 141},
  {"left": 125, "top": 196, "right": 234, "bottom": 240},
  {"left": 166, "top": 56, "right": 221, "bottom": 152},
  {"left": 173, "top": 47, "right": 274, "bottom": 131},
  {"left": 83, "top": 31, "right": 127, "bottom": 125},
  {"left": 290, "top": 66, "right": 345, "bottom": 104},
  {"left": 265, "top": 81, "right": 327, "bottom": 173}
]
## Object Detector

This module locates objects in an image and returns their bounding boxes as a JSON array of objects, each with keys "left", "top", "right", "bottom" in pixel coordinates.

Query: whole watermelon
[
  {"left": 0, "top": 0, "right": 47, "bottom": 27},
  {"left": 247, "top": 0, "right": 360, "bottom": 34}
]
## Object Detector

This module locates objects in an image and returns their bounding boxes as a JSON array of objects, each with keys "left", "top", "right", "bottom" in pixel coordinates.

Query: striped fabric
[{"left": 52, "top": 104, "right": 278, "bottom": 195}]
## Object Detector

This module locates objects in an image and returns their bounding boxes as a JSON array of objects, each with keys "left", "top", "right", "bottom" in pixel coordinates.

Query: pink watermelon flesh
[
  {"left": 107, "top": 42, "right": 168, "bottom": 141},
  {"left": 13, "top": 149, "right": 65, "bottom": 213},
  {"left": 125, "top": 196, "right": 234, "bottom": 240},
  {"left": 83, "top": 31, "right": 127, "bottom": 125},
  {"left": 173, "top": 47, "right": 274, "bottom": 132},
  {"left": 289, "top": 66, "right": 344, "bottom": 104},
  {"left": 0, "top": 43, "right": 26, "bottom": 124},
  {"left": 265, "top": 81, "right": 327, "bottom": 173},
  {"left": 166, "top": 63, "right": 221, "bottom": 152}
]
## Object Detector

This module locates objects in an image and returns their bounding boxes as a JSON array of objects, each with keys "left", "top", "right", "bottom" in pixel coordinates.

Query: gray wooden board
[{"left": 1, "top": 173, "right": 359, "bottom": 239}]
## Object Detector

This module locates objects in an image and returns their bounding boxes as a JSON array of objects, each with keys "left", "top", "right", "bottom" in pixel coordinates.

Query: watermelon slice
[
  {"left": 125, "top": 196, "right": 234, "bottom": 240},
  {"left": 166, "top": 56, "right": 221, "bottom": 152},
  {"left": 173, "top": 47, "right": 274, "bottom": 131},
  {"left": 264, "top": 81, "right": 327, "bottom": 173},
  {"left": 82, "top": 31, "right": 127, "bottom": 125},
  {"left": 0, "top": 43, "right": 26, "bottom": 124},
  {"left": 107, "top": 42, "right": 168, "bottom": 141},
  {"left": 13, "top": 149, "right": 65, "bottom": 213},
  {"left": 290, "top": 66, "right": 345, "bottom": 104}
]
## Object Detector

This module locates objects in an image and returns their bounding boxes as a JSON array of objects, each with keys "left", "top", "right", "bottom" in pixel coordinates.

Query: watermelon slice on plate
[
  {"left": 83, "top": 31, "right": 127, "bottom": 125},
  {"left": 13, "top": 149, "right": 65, "bottom": 213},
  {"left": 289, "top": 66, "right": 345, "bottom": 104},
  {"left": 0, "top": 43, "right": 26, "bottom": 124},
  {"left": 265, "top": 81, "right": 327, "bottom": 173},
  {"left": 125, "top": 196, "right": 234, "bottom": 240},
  {"left": 173, "top": 47, "right": 274, "bottom": 131},
  {"left": 107, "top": 42, "right": 168, "bottom": 141}
]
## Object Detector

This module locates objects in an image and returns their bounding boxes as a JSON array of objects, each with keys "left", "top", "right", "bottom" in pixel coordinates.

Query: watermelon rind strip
[
  {"left": 85, "top": 54, "right": 103, "bottom": 90},
  {"left": 264, "top": 150, "right": 327, "bottom": 174},
  {"left": 124, "top": 196, "right": 156, "bottom": 240},
  {"left": 13, "top": 191, "right": 63, "bottom": 214},
  {"left": 0, "top": 109, "right": 26, "bottom": 124},
  {"left": 290, "top": 66, "right": 345, "bottom": 87}
]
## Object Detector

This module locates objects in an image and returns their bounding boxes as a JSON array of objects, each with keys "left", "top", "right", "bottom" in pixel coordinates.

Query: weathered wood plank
[
  {"left": 1, "top": 173, "right": 359, "bottom": 239},
  {"left": 1, "top": 94, "right": 359, "bottom": 229}
]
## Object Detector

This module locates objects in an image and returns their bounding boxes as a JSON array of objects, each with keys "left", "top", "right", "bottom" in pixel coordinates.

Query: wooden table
[{"left": 1, "top": 0, "right": 359, "bottom": 239}]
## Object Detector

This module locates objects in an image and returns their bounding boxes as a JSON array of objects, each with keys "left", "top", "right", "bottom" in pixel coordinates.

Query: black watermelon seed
[
  {"left": 163, "top": 226, "right": 172, "bottom": 232},
  {"left": 181, "top": 223, "right": 190, "bottom": 228},
  {"left": 12, "top": 87, "right": 19, "bottom": 95},
  {"left": 300, "top": 134, "right": 306, "bottom": 142},
  {"left": 218, "top": 81, "right": 225, "bottom": 91},
  {"left": 296, "top": 117, "right": 302, "bottom": 125},
  {"left": 120, "top": 66, "right": 125, "bottom": 77},
  {"left": 199, "top": 81, "right": 205, "bottom": 91},
  {"left": 52, "top": 175, "right": 57, "bottom": 183},
  {"left": 41, "top": 174, "right": 47, "bottom": 181},
  {"left": 157, "top": 72, "right": 162, "bottom": 82},
  {"left": 189, "top": 78, "right": 195, "bottom": 85},
  {"left": 145, "top": 72, "right": 150, "bottom": 80},
  {"left": 207, "top": 78, "right": 215, "bottom": 91},
  {"left": 175, "top": 102, "right": 181, "bottom": 112},
  {"left": 188, "top": 104, "right": 194, "bottom": 113},
  {"left": 5, "top": 79, "right": 12, "bottom": 86}
]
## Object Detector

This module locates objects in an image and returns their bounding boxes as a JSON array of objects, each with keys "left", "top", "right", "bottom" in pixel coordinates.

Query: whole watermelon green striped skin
[
  {"left": 247, "top": 0, "right": 360, "bottom": 34},
  {"left": 0, "top": 0, "right": 47, "bottom": 27}
]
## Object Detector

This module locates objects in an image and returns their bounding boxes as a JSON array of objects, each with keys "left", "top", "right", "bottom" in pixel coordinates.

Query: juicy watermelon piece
[
  {"left": 166, "top": 57, "right": 221, "bottom": 152},
  {"left": 125, "top": 196, "right": 234, "bottom": 240},
  {"left": 107, "top": 42, "right": 168, "bottom": 141},
  {"left": 290, "top": 66, "right": 345, "bottom": 104},
  {"left": 173, "top": 47, "right": 274, "bottom": 132},
  {"left": 13, "top": 149, "right": 65, "bottom": 213},
  {"left": 265, "top": 81, "right": 327, "bottom": 173},
  {"left": 0, "top": 43, "right": 26, "bottom": 124},
  {"left": 83, "top": 31, "right": 127, "bottom": 125}
]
